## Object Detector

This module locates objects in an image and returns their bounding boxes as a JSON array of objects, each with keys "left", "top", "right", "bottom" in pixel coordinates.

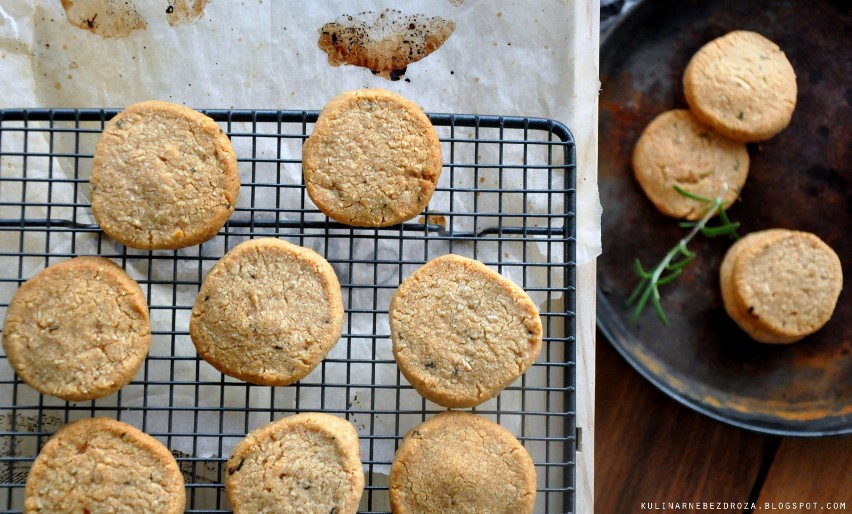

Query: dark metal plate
[{"left": 597, "top": 0, "right": 851, "bottom": 435}]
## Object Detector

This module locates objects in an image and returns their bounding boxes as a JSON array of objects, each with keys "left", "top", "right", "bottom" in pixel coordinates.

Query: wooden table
[{"left": 595, "top": 331, "right": 852, "bottom": 513}]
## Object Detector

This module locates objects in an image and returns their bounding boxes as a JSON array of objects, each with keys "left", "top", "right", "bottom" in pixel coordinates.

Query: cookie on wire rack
[
  {"left": 90, "top": 100, "right": 240, "bottom": 250},
  {"left": 24, "top": 417, "right": 185, "bottom": 514},
  {"left": 225, "top": 412, "right": 364, "bottom": 514},
  {"left": 389, "top": 410, "right": 537, "bottom": 514},
  {"left": 302, "top": 88, "right": 442, "bottom": 227},
  {"left": 189, "top": 238, "right": 344, "bottom": 386},
  {"left": 390, "top": 254, "right": 543, "bottom": 408},
  {"left": 2, "top": 256, "right": 150, "bottom": 401}
]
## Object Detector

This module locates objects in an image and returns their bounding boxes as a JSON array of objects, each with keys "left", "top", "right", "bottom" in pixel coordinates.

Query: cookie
[
  {"left": 90, "top": 100, "right": 240, "bottom": 250},
  {"left": 302, "top": 88, "right": 442, "bottom": 227},
  {"left": 389, "top": 254, "right": 543, "bottom": 408},
  {"left": 189, "top": 238, "right": 344, "bottom": 386},
  {"left": 24, "top": 417, "right": 185, "bottom": 514},
  {"left": 2, "top": 256, "right": 150, "bottom": 401},
  {"left": 720, "top": 229, "right": 843, "bottom": 344},
  {"left": 225, "top": 412, "right": 364, "bottom": 514},
  {"left": 684, "top": 30, "right": 797, "bottom": 142},
  {"left": 389, "top": 411, "right": 537, "bottom": 514},
  {"left": 632, "top": 109, "right": 749, "bottom": 221}
]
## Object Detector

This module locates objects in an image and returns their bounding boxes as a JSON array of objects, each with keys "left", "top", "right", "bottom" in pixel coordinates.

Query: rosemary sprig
[{"left": 627, "top": 187, "right": 740, "bottom": 326}]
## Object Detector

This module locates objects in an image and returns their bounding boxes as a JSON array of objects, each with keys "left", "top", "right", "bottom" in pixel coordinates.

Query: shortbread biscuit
[
  {"left": 2, "top": 256, "right": 150, "bottom": 401},
  {"left": 684, "top": 31, "right": 797, "bottom": 142},
  {"left": 24, "top": 417, "right": 185, "bottom": 514},
  {"left": 225, "top": 412, "right": 364, "bottom": 514},
  {"left": 90, "top": 100, "right": 240, "bottom": 249},
  {"left": 720, "top": 229, "right": 843, "bottom": 344},
  {"left": 389, "top": 411, "right": 537, "bottom": 514},
  {"left": 632, "top": 109, "right": 749, "bottom": 220},
  {"left": 189, "top": 238, "right": 344, "bottom": 386},
  {"left": 303, "top": 88, "right": 442, "bottom": 227},
  {"left": 390, "top": 254, "right": 543, "bottom": 408}
]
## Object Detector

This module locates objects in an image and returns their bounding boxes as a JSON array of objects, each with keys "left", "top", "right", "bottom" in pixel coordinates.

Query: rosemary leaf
[{"left": 627, "top": 186, "right": 742, "bottom": 326}]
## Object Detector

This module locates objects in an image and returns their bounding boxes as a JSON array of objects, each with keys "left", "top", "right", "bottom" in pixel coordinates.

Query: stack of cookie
[{"left": 631, "top": 30, "right": 843, "bottom": 342}]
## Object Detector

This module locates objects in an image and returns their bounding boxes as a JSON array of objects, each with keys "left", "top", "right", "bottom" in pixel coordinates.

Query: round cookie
[
  {"left": 720, "top": 229, "right": 843, "bottom": 344},
  {"left": 389, "top": 411, "right": 537, "bottom": 514},
  {"left": 684, "top": 30, "right": 797, "bottom": 142},
  {"left": 24, "top": 417, "right": 185, "bottom": 514},
  {"left": 720, "top": 230, "right": 796, "bottom": 343},
  {"left": 389, "top": 254, "right": 543, "bottom": 408},
  {"left": 225, "top": 412, "right": 364, "bottom": 514},
  {"left": 90, "top": 100, "right": 240, "bottom": 250},
  {"left": 2, "top": 256, "right": 150, "bottom": 401},
  {"left": 302, "top": 88, "right": 442, "bottom": 227},
  {"left": 189, "top": 238, "right": 344, "bottom": 386},
  {"left": 632, "top": 109, "right": 749, "bottom": 221}
]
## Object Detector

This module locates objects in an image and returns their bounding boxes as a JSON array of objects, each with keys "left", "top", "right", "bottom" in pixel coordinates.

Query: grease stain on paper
[
  {"left": 318, "top": 9, "right": 455, "bottom": 80},
  {"left": 166, "top": 0, "right": 209, "bottom": 27},
  {"left": 60, "top": 0, "right": 147, "bottom": 38}
]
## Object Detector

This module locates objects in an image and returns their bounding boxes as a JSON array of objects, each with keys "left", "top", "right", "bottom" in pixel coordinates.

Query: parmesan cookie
[
  {"left": 225, "top": 412, "right": 364, "bottom": 514},
  {"left": 389, "top": 411, "right": 537, "bottom": 514},
  {"left": 189, "top": 238, "right": 344, "bottom": 386},
  {"left": 302, "top": 88, "right": 442, "bottom": 227},
  {"left": 684, "top": 31, "right": 797, "bottom": 142},
  {"left": 90, "top": 100, "right": 240, "bottom": 250},
  {"left": 390, "top": 254, "right": 543, "bottom": 408},
  {"left": 24, "top": 417, "right": 185, "bottom": 514},
  {"left": 2, "top": 256, "right": 150, "bottom": 401},
  {"left": 632, "top": 109, "right": 749, "bottom": 221},
  {"left": 720, "top": 229, "right": 843, "bottom": 344}
]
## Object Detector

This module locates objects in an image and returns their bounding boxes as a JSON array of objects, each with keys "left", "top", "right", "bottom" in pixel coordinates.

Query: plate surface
[{"left": 597, "top": 0, "right": 851, "bottom": 435}]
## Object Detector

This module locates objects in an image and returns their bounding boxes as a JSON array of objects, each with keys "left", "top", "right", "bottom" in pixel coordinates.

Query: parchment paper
[{"left": 0, "top": 1, "right": 599, "bottom": 511}]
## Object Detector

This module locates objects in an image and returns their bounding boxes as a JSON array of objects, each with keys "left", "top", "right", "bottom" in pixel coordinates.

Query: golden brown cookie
[
  {"left": 2, "top": 256, "right": 150, "bottom": 401},
  {"left": 302, "top": 88, "right": 442, "bottom": 227},
  {"left": 720, "top": 229, "right": 843, "bottom": 344},
  {"left": 632, "top": 109, "right": 749, "bottom": 221},
  {"left": 390, "top": 254, "right": 543, "bottom": 408},
  {"left": 24, "top": 417, "right": 185, "bottom": 514},
  {"left": 225, "top": 412, "right": 364, "bottom": 514},
  {"left": 90, "top": 100, "right": 240, "bottom": 250},
  {"left": 684, "top": 30, "right": 797, "bottom": 142},
  {"left": 389, "top": 411, "right": 537, "bottom": 514},
  {"left": 189, "top": 238, "right": 344, "bottom": 386}
]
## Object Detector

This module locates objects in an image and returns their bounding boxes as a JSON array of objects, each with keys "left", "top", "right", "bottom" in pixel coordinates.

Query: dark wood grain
[
  {"left": 595, "top": 334, "right": 775, "bottom": 513},
  {"left": 756, "top": 436, "right": 852, "bottom": 511}
]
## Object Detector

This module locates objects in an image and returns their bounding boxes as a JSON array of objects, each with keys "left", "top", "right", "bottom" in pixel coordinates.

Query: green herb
[{"left": 627, "top": 186, "right": 741, "bottom": 326}]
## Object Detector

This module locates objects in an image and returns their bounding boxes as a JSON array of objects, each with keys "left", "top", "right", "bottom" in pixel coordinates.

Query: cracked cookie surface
[
  {"left": 632, "top": 109, "right": 749, "bottom": 220},
  {"left": 390, "top": 254, "right": 542, "bottom": 408},
  {"left": 90, "top": 100, "right": 240, "bottom": 249},
  {"left": 2, "top": 256, "right": 150, "bottom": 401},
  {"left": 302, "top": 88, "right": 442, "bottom": 227},
  {"left": 225, "top": 412, "right": 364, "bottom": 514},
  {"left": 24, "top": 417, "right": 185, "bottom": 514},
  {"left": 389, "top": 411, "right": 536, "bottom": 514},
  {"left": 189, "top": 238, "right": 344, "bottom": 386}
]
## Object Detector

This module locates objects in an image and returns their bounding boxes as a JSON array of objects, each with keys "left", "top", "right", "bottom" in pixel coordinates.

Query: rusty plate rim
[{"left": 596, "top": 0, "right": 852, "bottom": 437}]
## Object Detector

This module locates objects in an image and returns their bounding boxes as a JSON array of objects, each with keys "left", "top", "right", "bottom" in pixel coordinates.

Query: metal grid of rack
[{"left": 0, "top": 109, "right": 576, "bottom": 513}]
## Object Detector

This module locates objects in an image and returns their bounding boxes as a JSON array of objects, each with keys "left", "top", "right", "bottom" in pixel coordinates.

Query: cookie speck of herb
[
  {"left": 425, "top": 360, "right": 435, "bottom": 369},
  {"left": 736, "top": 111, "right": 744, "bottom": 120}
]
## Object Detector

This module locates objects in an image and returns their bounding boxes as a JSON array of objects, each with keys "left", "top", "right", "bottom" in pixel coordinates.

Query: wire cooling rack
[{"left": 0, "top": 108, "right": 576, "bottom": 513}]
